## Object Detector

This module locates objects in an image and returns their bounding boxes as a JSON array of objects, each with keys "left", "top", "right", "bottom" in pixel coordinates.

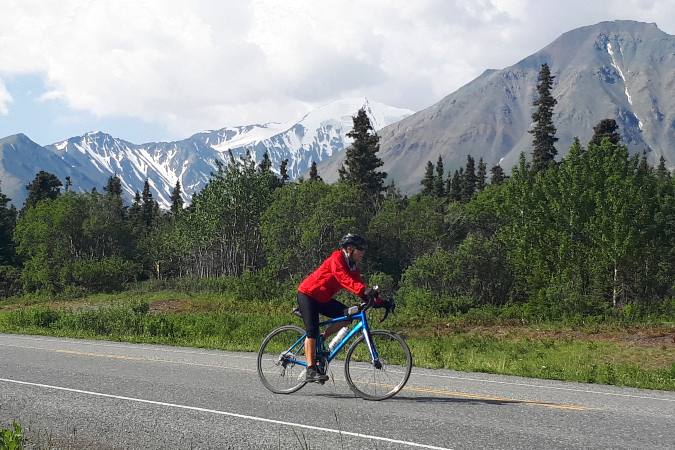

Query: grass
[
  {"left": 0, "top": 421, "right": 24, "bottom": 450},
  {"left": 0, "top": 290, "right": 673, "bottom": 391}
]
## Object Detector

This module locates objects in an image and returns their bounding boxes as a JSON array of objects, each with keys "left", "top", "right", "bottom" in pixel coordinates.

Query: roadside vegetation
[
  {"left": 0, "top": 421, "right": 24, "bottom": 450},
  {"left": 0, "top": 65, "right": 673, "bottom": 390}
]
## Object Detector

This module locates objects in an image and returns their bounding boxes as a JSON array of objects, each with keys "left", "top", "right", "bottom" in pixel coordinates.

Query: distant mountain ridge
[
  {"left": 0, "top": 99, "right": 413, "bottom": 207},
  {"left": 318, "top": 21, "right": 675, "bottom": 192}
]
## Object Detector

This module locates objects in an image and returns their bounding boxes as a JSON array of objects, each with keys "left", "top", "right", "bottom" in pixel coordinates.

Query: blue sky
[
  {"left": 0, "top": 74, "right": 177, "bottom": 146},
  {"left": 1, "top": 1, "right": 674, "bottom": 146}
]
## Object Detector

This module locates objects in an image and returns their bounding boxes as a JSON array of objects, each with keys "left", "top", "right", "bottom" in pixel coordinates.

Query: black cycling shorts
[{"left": 297, "top": 292, "right": 346, "bottom": 339}]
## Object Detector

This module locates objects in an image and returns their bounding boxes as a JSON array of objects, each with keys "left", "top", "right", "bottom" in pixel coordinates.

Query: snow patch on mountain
[{"left": 37, "top": 98, "right": 413, "bottom": 209}]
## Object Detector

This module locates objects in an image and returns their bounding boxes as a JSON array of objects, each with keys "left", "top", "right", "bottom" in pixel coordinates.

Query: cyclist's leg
[
  {"left": 319, "top": 299, "right": 349, "bottom": 338},
  {"left": 296, "top": 292, "right": 320, "bottom": 368}
]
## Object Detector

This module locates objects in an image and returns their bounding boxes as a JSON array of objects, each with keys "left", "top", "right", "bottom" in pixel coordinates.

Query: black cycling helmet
[{"left": 339, "top": 233, "right": 367, "bottom": 250}]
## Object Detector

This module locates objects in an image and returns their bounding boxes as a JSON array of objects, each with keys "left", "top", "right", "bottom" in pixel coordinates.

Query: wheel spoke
[
  {"left": 257, "top": 326, "right": 308, "bottom": 394},
  {"left": 344, "top": 331, "right": 412, "bottom": 400}
]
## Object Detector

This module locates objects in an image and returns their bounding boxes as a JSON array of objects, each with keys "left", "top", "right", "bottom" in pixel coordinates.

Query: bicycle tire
[
  {"left": 257, "top": 325, "right": 308, "bottom": 394},
  {"left": 344, "top": 330, "right": 412, "bottom": 401}
]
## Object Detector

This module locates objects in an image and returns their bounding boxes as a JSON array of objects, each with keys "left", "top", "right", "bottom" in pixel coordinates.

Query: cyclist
[{"left": 297, "top": 233, "right": 378, "bottom": 383}]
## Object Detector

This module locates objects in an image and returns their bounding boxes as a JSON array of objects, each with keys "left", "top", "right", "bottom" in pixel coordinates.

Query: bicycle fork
[{"left": 360, "top": 324, "right": 383, "bottom": 369}]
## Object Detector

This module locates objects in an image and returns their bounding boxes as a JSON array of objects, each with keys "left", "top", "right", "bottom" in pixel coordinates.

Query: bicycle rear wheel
[
  {"left": 257, "top": 325, "right": 307, "bottom": 394},
  {"left": 344, "top": 330, "right": 412, "bottom": 400}
]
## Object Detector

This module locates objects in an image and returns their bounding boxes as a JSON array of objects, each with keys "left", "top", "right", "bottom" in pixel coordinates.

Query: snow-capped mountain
[
  {"left": 192, "top": 98, "right": 413, "bottom": 180},
  {"left": 0, "top": 98, "right": 413, "bottom": 208}
]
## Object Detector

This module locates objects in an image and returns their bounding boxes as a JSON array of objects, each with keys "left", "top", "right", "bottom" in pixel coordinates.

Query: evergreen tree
[
  {"left": 462, "top": 155, "right": 477, "bottom": 202},
  {"left": 141, "top": 179, "right": 156, "bottom": 228},
  {"left": 128, "top": 190, "right": 143, "bottom": 231},
  {"left": 450, "top": 169, "right": 463, "bottom": 201},
  {"left": 309, "top": 161, "right": 323, "bottom": 182},
  {"left": 170, "top": 180, "right": 183, "bottom": 215},
  {"left": 434, "top": 156, "right": 445, "bottom": 197},
  {"left": 490, "top": 164, "right": 506, "bottom": 185},
  {"left": 64, "top": 176, "right": 73, "bottom": 193},
  {"left": 0, "top": 181, "right": 17, "bottom": 265},
  {"left": 529, "top": 63, "right": 558, "bottom": 172},
  {"left": 476, "top": 158, "right": 487, "bottom": 192},
  {"left": 279, "top": 159, "right": 290, "bottom": 184},
  {"left": 338, "top": 108, "right": 386, "bottom": 196},
  {"left": 258, "top": 151, "right": 272, "bottom": 173},
  {"left": 656, "top": 156, "right": 670, "bottom": 180},
  {"left": 25, "top": 171, "right": 63, "bottom": 208},
  {"left": 104, "top": 174, "right": 123, "bottom": 197},
  {"left": 637, "top": 150, "right": 651, "bottom": 179},
  {"left": 589, "top": 118, "right": 620, "bottom": 147},
  {"left": 421, "top": 161, "right": 435, "bottom": 195}
]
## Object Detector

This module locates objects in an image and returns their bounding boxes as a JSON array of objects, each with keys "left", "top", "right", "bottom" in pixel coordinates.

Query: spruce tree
[
  {"left": 279, "top": 159, "right": 290, "bottom": 184},
  {"left": 141, "top": 179, "right": 156, "bottom": 228},
  {"left": 338, "top": 108, "right": 386, "bottom": 196},
  {"left": 476, "top": 158, "right": 487, "bottom": 192},
  {"left": 0, "top": 181, "right": 17, "bottom": 265},
  {"left": 421, "top": 161, "right": 435, "bottom": 195},
  {"left": 589, "top": 119, "right": 620, "bottom": 147},
  {"left": 490, "top": 164, "right": 506, "bottom": 185},
  {"left": 64, "top": 176, "right": 73, "bottom": 192},
  {"left": 434, "top": 156, "right": 445, "bottom": 196},
  {"left": 450, "top": 169, "right": 463, "bottom": 201},
  {"left": 128, "top": 190, "right": 142, "bottom": 228},
  {"left": 170, "top": 180, "right": 183, "bottom": 215},
  {"left": 529, "top": 63, "right": 558, "bottom": 172},
  {"left": 462, "top": 155, "right": 477, "bottom": 202},
  {"left": 258, "top": 152, "right": 272, "bottom": 173},
  {"left": 656, "top": 156, "right": 670, "bottom": 180},
  {"left": 637, "top": 150, "right": 651, "bottom": 179},
  {"left": 309, "top": 161, "right": 323, "bottom": 182},
  {"left": 25, "top": 171, "right": 62, "bottom": 208},
  {"left": 104, "top": 174, "right": 123, "bottom": 197}
]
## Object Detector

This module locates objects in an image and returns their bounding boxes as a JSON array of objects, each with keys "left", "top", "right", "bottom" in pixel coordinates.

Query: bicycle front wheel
[
  {"left": 344, "top": 330, "right": 412, "bottom": 400},
  {"left": 257, "top": 325, "right": 307, "bottom": 394}
]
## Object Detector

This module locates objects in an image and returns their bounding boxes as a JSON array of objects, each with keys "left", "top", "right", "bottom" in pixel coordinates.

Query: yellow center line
[
  {"left": 54, "top": 349, "right": 257, "bottom": 373},
  {"left": 5, "top": 343, "right": 589, "bottom": 411}
]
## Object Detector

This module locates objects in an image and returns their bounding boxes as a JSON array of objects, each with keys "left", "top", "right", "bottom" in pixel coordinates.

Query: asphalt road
[{"left": 0, "top": 333, "right": 673, "bottom": 449}]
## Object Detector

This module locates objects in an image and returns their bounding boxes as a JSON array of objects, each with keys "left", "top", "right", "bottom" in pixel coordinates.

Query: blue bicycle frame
[{"left": 286, "top": 309, "right": 380, "bottom": 368}]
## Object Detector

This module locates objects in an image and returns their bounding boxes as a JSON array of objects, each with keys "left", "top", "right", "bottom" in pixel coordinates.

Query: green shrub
[
  {"left": 60, "top": 257, "right": 140, "bottom": 292},
  {"left": 399, "top": 288, "right": 473, "bottom": 316},
  {"left": 7, "top": 307, "right": 60, "bottom": 328},
  {"left": 0, "top": 421, "right": 24, "bottom": 450},
  {"left": 367, "top": 272, "right": 395, "bottom": 298},
  {"left": 0, "top": 266, "right": 22, "bottom": 298},
  {"left": 126, "top": 270, "right": 295, "bottom": 301}
]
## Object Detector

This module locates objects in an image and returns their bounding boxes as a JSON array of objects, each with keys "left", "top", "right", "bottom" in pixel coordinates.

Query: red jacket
[{"left": 298, "top": 250, "right": 367, "bottom": 303}]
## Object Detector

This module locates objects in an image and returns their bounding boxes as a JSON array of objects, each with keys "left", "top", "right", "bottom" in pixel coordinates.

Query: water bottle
[{"left": 328, "top": 327, "right": 349, "bottom": 351}]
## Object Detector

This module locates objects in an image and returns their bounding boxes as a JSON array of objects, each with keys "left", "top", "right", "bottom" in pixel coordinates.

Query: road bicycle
[{"left": 257, "top": 291, "right": 412, "bottom": 401}]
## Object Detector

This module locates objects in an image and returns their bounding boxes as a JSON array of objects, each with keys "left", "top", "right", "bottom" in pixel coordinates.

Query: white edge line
[
  {"left": 2, "top": 334, "right": 673, "bottom": 402},
  {"left": 0, "top": 378, "right": 451, "bottom": 450}
]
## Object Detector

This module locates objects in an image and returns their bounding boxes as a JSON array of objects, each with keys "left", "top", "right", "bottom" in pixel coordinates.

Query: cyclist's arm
[{"left": 330, "top": 256, "right": 367, "bottom": 298}]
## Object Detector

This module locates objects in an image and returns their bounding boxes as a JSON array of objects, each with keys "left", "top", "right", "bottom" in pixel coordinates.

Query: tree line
[{"left": 0, "top": 64, "right": 672, "bottom": 318}]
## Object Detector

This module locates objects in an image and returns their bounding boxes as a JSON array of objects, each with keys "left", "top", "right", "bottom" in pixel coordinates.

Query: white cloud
[
  {"left": 1, "top": 0, "right": 674, "bottom": 135},
  {"left": 0, "top": 79, "right": 12, "bottom": 115}
]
